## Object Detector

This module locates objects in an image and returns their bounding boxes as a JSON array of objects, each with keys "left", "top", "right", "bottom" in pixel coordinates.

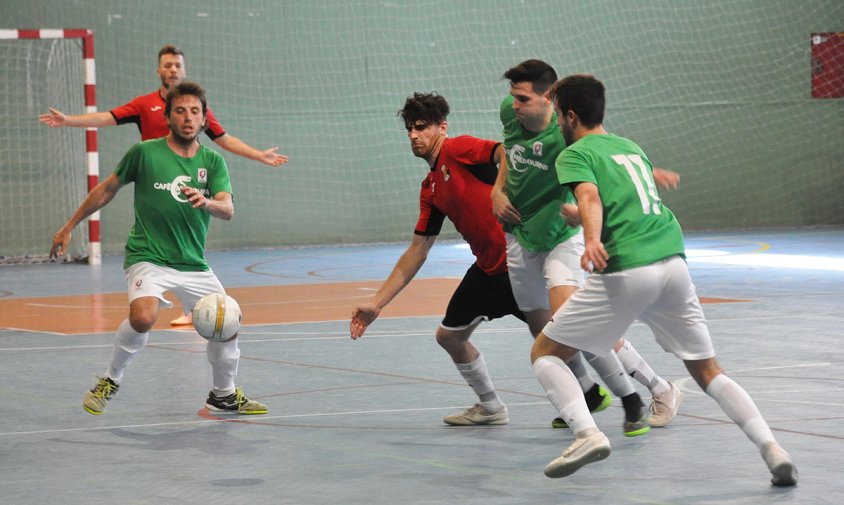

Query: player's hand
[
  {"left": 653, "top": 167, "right": 680, "bottom": 191},
  {"left": 350, "top": 304, "right": 380, "bottom": 340},
  {"left": 259, "top": 147, "right": 289, "bottom": 167},
  {"left": 181, "top": 186, "right": 208, "bottom": 209},
  {"left": 561, "top": 203, "right": 581, "bottom": 227},
  {"left": 38, "top": 108, "right": 67, "bottom": 128},
  {"left": 581, "top": 240, "right": 609, "bottom": 272},
  {"left": 491, "top": 188, "right": 521, "bottom": 225},
  {"left": 50, "top": 228, "right": 72, "bottom": 259}
]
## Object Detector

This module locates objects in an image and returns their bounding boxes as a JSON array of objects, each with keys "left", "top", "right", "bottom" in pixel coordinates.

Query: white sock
[
  {"left": 456, "top": 353, "right": 503, "bottom": 411},
  {"left": 533, "top": 355, "right": 597, "bottom": 434},
  {"left": 616, "top": 340, "right": 670, "bottom": 395},
  {"left": 706, "top": 373, "right": 776, "bottom": 448},
  {"left": 585, "top": 351, "right": 636, "bottom": 397},
  {"left": 207, "top": 338, "right": 240, "bottom": 396},
  {"left": 565, "top": 352, "right": 597, "bottom": 392},
  {"left": 106, "top": 319, "right": 149, "bottom": 383}
]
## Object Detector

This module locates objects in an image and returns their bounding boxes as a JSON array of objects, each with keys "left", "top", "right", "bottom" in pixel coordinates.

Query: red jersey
[
  {"left": 415, "top": 136, "right": 507, "bottom": 275},
  {"left": 109, "top": 90, "right": 226, "bottom": 141}
]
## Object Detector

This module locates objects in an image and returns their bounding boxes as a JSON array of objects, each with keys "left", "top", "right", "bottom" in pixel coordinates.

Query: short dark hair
[
  {"left": 158, "top": 44, "right": 184, "bottom": 62},
  {"left": 164, "top": 81, "right": 207, "bottom": 117},
  {"left": 548, "top": 74, "right": 605, "bottom": 128},
  {"left": 503, "top": 59, "right": 558, "bottom": 94},
  {"left": 399, "top": 92, "right": 450, "bottom": 128}
]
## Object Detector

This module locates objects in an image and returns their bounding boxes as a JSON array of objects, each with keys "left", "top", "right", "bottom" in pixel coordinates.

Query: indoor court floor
[{"left": 1, "top": 228, "right": 842, "bottom": 504}]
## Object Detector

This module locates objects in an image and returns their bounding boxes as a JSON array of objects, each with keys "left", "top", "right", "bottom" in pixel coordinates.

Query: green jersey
[
  {"left": 555, "top": 133, "right": 684, "bottom": 273},
  {"left": 114, "top": 137, "right": 232, "bottom": 272},
  {"left": 500, "top": 95, "right": 578, "bottom": 251}
]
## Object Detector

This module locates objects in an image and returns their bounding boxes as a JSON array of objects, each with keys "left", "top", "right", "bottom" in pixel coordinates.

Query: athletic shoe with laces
[
  {"left": 552, "top": 385, "right": 612, "bottom": 428},
  {"left": 649, "top": 381, "right": 684, "bottom": 427},
  {"left": 83, "top": 377, "right": 120, "bottom": 415},
  {"left": 205, "top": 387, "right": 268, "bottom": 415},
  {"left": 761, "top": 442, "right": 798, "bottom": 487},
  {"left": 544, "top": 430, "right": 611, "bottom": 478},
  {"left": 443, "top": 403, "right": 509, "bottom": 426}
]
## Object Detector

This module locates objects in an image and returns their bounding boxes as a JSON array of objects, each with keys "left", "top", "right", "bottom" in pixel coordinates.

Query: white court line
[
  {"left": 728, "top": 362, "right": 834, "bottom": 373},
  {"left": 0, "top": 327, "right": 530, "bottom": 351},
  {"left": 1, "top": 327, "right": 69, "bottom": 336},
  {"left": 7, "top": 307, "right": 842, "bottom": 339},
  {"left": 674, "top": 362, "right": 837, "bottom": 399},
  {"left": 0, "top": 331, "right": 444, "bottom": 352},
  {"left": 25, "top": 294, "right": 374, "bottom": 310},
  {"left": 0, "top": 401, "right": 548, "bottom": 438}
]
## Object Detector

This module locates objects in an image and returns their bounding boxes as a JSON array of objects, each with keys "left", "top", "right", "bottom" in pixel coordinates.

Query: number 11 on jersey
[{"left": 612, "top": 154, "right": 661, "bottom": 215}]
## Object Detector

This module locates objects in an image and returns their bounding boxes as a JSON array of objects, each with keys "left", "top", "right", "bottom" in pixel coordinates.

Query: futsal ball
[{"left": 192, "top": 293, "right": 242, "bottom": 342}]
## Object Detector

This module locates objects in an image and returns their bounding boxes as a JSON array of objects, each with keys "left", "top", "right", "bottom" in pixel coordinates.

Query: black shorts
[{"left": 441, "top": 263, "right": 526, "bottom": 330}]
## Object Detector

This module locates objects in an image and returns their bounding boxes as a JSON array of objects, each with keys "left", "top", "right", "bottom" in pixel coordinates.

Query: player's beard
[
  {"left": 561, "top": 121, "right": 575, "bottom": 146},
  {"left": 171, "top": 124, "right": 200, "bottom": 147}
]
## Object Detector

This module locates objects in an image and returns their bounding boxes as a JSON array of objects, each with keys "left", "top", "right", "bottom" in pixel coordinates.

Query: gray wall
[{"left": 4, "top": 0, "right": 843, "bottom": 253}]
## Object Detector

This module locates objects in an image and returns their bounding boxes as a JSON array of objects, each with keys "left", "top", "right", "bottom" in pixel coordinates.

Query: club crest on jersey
[
  {"left": 197, "top": 168, "right": 207, "bottom": 183},
  {"left": 533, "top": 141, "right": 543, "bottom": 157},
  {"left": 441, "top": 164, "right": 450, "bottom": 181}
]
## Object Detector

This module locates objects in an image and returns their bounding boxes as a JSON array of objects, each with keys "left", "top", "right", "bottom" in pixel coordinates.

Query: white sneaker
[
  {"left": 649, "top": 381, "right": 684, "bottom": 427},
  {"left": 761, "top": 442, "right": 798, "bottom": 487},
  {"left": 443, "top": 403, "right": 509, "bottom": 426},
  {"left": 544, "top": 431, "right": 611, "bottom": 478}
]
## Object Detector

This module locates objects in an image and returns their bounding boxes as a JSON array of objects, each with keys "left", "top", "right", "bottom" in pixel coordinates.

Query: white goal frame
[{"left": 0, "top": 28, "right": 100, "bottom": 264}]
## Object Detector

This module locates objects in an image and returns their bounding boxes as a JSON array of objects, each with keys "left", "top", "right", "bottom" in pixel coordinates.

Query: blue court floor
[{"left": 0, "top": 228, "right": 842, "bottom": 504}]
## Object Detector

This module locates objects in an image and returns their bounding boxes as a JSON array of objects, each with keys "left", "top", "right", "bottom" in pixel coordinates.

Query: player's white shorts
[
  {"left": 125, "top": 261, "right": 225, "bottom": 311},
  {"left": 505, "top": 231, "right": 584, "bottom": 312},
  {"left": 542, "top": 255, "right": 716, "bottom": 361}
]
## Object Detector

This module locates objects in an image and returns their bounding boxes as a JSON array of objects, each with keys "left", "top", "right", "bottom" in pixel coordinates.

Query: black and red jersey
[
  {"left": 109, "top": 90, "right": 226, "bottom": 141},
  {"left": 415, "top": 135, "right": 506, "bottom": 275}
]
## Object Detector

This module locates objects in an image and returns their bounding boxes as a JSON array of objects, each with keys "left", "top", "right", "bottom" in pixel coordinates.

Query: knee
[
  {"left": 685, "top": 358, "right": 723, "bottom": 390},
  {"left": 128, "top": 314, "right": 155, "bottom": 333},
  {"left": 530, "top": 333, "right": 576, "bottom": 364},
  {"left": 435, "top": 327, "right": 461, "bottom": 350}
]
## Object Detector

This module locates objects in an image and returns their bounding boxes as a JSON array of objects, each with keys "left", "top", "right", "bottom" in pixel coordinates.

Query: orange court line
[{"left": 0, "top": 278, "right": 749, "bottom": 335}]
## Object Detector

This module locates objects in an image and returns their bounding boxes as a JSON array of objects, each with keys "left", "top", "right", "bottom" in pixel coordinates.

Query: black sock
[
  {"left": 583, "top": 383, "right": 605, "bottom": 411},
  {"left": 621, "top": 393, "right": 645, "bottom": 422}
]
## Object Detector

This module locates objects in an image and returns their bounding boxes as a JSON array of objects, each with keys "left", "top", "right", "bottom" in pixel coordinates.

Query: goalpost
[{"left": 0, "top": 29, "right": 100, "bottom": 265}]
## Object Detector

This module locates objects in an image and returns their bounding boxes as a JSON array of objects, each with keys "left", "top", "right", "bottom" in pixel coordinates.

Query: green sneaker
[
  {"left": 205, "top": 387, "right": 268, "bottom": 415},
  {"left": 623, "top": 410, "right": 651, "bottom": 437},
  {"left": 552, "top": 385, "right": 612, "bottom": 429},
  {"left": 83, "top": 377, "right": 120, "bottom": 415}
]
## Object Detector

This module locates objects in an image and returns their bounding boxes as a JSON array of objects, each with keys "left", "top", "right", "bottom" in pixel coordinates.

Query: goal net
[{"left": 0, "top": 30, "right": 98, "bottom": 264}]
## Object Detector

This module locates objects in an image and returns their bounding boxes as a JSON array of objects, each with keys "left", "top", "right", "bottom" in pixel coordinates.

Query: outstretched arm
[
  {"left": 50, "top": 173, "right": 123, "bottom": 258},
  {"left": 350, "top": 234, "right": 437, "bottom": 339},
  {"left": 213, "top": 133, "right": 289, "bottom": 167},
  {"left": 490, "top": 144, "right": 521, "bottom": 225},
  {"left": 38, "top": 108, "right": 117, "bottom": 128},
  {"left": 573, "top": 182, "right": 608, "bottom": 273}
]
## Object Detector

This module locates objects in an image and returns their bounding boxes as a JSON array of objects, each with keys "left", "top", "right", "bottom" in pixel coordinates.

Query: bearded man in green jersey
[
  {"left": 491, "top": 60, "right": 682, "bottom": 433},
  {"left": 50, "top": 82, "right": 268, "bottom": 417},
  {"left": 531, "top": 74, "right": 797, "bottom": 487}
]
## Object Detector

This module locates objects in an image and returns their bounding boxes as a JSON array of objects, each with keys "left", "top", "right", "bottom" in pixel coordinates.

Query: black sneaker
[{"left": 205, "top": 387, "right": 268, "bottom": 415}]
